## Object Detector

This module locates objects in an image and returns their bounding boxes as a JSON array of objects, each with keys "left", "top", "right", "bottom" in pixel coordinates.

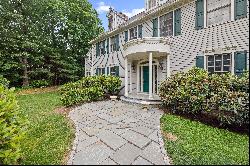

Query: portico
[{"left": 123, "top": 37, "right": 171, "bottom": 102}]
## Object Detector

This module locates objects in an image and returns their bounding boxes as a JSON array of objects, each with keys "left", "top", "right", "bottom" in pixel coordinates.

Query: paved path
[{"left": 67, "top": 100, "right": 170, "bottom": 165}]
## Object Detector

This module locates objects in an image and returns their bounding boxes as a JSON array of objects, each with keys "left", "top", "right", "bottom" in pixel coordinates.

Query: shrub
[
  {"left": 0, "top": 85, "right": 26, "bottom": 164},
  {"left": 104, "top": 75, "right": 122, "bottom": 95},
  {"left": 60, "top": 75, "right": 122, "bottom": 106},
  {"left": 0, "top": 75, "right": 9, "bottom": 88},
  {"left": 159, "top": 67, "right": 249, "bottom": 128},
  {"left": 30, "top": 80, "right": 50, "bottom": 88}
]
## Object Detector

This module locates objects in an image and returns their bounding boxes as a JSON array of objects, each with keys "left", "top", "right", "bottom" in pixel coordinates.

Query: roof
[{"left": 90, "top": 0, "right": 194, "bottom": 44}]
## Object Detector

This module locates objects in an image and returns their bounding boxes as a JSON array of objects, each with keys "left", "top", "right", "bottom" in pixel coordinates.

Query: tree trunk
[{"left": 21, "top": 54, "right": 29, "bottom": 87}]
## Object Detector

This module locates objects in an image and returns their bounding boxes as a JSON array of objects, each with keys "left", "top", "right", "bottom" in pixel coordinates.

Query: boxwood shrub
[
  {"left": 60, "top": 75, "right": 122, "bottom": 106},
  {"left": 0, "top": 85, "right": 26, "bottom": 164},
  {"left": 159, "top": 67, "right": 249, "bottom": 128}
]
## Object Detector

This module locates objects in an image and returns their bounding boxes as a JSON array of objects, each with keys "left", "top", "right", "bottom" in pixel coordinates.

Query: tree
[{"left": 0, "top": 0, "right": 103, "bottom": 87}]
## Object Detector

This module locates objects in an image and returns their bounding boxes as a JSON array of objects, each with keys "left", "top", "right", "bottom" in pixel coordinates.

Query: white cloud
[
  {"left": 96, "top": 2, "right": 112, "bottom": 14},
  {"left": 123, "top": 8, "right": 145, "bottom": 18}
]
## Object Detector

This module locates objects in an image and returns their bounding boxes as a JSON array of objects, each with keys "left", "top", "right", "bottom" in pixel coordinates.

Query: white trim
[
  {"left": 149, "top": 52, "right": 153, "bottom": 99},
  {"left": 157, "top": 16, "right": 160, "bottom": 37},
  {"left": 167, "top": 54, "right": 171, "bottom": 77},
  {"left": 204, "top": 0, "right": 207, "bottom": 28},
  {"left": 173, "top": 10, "right": 175, "bottom": 36},
  {"left": 137, "top": 64, "right": 140, "bottom": 93},
  {"left": 231, "top": 51, "right": 235, "bottom": 74},
  {"left": 125, "top": 57, "right": 128, "bottom": 96},
  {"left": 130, "top": 63, "right": 132, "bottom": 92},
  {"left": 231, "top": 0, "right": 235, "bottom": 21}
]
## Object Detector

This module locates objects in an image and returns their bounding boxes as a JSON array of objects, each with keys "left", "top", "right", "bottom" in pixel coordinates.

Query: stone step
[{"left": 120, "top": 96, "right": 162, "bottom": 105}]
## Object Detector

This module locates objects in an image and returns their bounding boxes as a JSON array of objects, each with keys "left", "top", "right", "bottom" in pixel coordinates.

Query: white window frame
[
  {"left": 206, "top": 53, "right": 232, "bottom": 74},
  {"left": 159, "top": 11, "right": 174, "bottom": 37},
  {"left": 129, "top": 26, "right": 138, "bottom": 40},
  {"left": 110, "top": 36, "right": 116, "bottom": 52}
]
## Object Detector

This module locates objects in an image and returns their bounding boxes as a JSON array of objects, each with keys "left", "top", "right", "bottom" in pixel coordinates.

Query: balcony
[{"left": 123, "top": 37, "right": 171, "bottom": 59}]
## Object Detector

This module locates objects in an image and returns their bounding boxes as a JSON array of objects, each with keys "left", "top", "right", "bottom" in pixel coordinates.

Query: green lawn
[
  {"left": 17, "top": 92, "right": 74, "bottom": 165},
  {"left": 161, "top": 114, "right": 249, "bottom": 165}
]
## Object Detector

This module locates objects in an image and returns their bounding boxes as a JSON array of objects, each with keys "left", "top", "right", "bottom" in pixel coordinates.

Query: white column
[
  {"left": 137, "top": 64, "right": 140, "bottom": 93},
  {"left": 130, "top": 63, "right": 132, "bottom": 93},
  {"left": 125, "top": 57, "right": 129, "bottom": 97},
  {"left": 173, "top": 10, "right": 175, "bottom": 36},
  {"left": 231, "top": 51, "right": 235, "bottom": 75},
  {"left": 231, "top": 0, "right": 235, "bottom": 21},
  {"left": 204, "top": 0, "right": 207, "bottom": 28},
  {"left": 167, "top": 54, "right": 171, "bottom": 78},
  {"left": 149, "top": 52, "right": 153, "bottom": 99}
]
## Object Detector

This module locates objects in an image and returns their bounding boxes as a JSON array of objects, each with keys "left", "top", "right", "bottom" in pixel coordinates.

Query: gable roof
[{"left": 90, "top": 0, "right": 194, "bottom": 44}]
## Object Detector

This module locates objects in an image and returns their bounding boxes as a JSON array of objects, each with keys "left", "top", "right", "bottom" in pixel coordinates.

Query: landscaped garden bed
[{"left": 159, "top": 67, "right": 249, "bottom": 165}]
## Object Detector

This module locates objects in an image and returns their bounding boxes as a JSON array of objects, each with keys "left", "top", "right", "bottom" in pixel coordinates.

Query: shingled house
[{"left": 85, "top": 0, "right": 249, "bottom": 104}]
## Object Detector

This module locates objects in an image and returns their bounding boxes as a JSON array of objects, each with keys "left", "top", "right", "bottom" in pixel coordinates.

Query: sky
[{"left": 88, "top": 0, "right": 145, "bottom": 31}]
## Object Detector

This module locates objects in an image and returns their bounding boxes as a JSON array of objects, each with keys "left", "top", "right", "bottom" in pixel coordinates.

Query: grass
[
  {"left": 17, "top": 91, "right": 74, "bottom": 165},
  {"left": 161, "top": 114, "right": 249, "bottom": 165}
]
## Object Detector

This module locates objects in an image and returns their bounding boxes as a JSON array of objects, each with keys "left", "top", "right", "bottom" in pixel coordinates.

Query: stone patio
[{"left": 67, "top": 100, "right": 170, "bottom": 165}]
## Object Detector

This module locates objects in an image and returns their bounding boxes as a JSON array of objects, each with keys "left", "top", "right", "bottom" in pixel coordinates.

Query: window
[
  {"left": 148, "top": 0, "right": 157, "bottom": 9},
  {"left": 96, "top": 68, "right": 105, "bottom": 75},
  {"left": 110, "top": 36, "right": 116, "bottom": 52},
  {"left": 86, "top": 71, "right": 91, "bottom": 76},
  {"left": 110, "top": 35, "right": 119, "bottom": 52},
  {"left": 110, "top": 66, "right": 119, "bottom": 76},
  {"left": 129, "top": 26, "right": 138, "bottom": 40},
  {"left": 207, "top": 54, "right": 232, "bottom": 73},
  {"left": 160, "top": 12, "right": 173, "bottom": 37},
  {"left": 100, "top": 40, "right": 105, "bottom": 55}
]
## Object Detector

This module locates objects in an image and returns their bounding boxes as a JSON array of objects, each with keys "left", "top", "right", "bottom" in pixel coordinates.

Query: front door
[{"left": 143, "top": 66, "right": 149, "bottom": 92}]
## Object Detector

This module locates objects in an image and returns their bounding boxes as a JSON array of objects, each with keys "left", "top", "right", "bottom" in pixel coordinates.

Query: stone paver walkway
[{"left": 67, "top": 100, "right": 170, "bottom": 165}]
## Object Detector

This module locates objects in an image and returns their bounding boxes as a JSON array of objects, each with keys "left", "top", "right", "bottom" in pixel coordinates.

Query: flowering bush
[{"left": 159, "top": 67, "right": 249, "bottom": 127}]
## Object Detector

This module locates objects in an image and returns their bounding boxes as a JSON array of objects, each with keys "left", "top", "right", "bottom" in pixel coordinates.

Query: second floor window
[
  {"left": 110, "top": 36, "right": 116, "bottom": 52},
  {"left": 129, "top": 27, "right": 138, "bottom": 40},
  {"left": 100, "top": 40, "right": 105, "bottom": 55},
  {"left": 160, "top": 12, "right": 173, "bottom": 37}
]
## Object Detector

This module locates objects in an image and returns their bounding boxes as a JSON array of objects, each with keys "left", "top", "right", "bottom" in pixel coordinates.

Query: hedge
[
  {"left": 159, "top": 67, "right": 249, "bottom": 128},
  {"left": 0, "top": 84, "right": 26, "bottom": 164},
  {"left": 60, "top": 75, "right": 122, "bottom": 106}
]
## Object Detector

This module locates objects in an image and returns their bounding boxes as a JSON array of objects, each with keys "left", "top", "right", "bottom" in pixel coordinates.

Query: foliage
[
  {"left": 104, "top": 75, "right": 122, "bottom": 95},
  {"left": 30, "top": 80, "right": 50, "bottom": 88},
  {"left": 0, "top": 86, "right": 26, "bottom": 164},
  {"left": 161, "top": 114, "right": 249, "bottom": 165},
  {"left": 159, "top": 67, "right": 249, "bottom": 127},
  {"left": 0, "top": 75, "right": 9, "bottom": 88},
  {"left": 0, "top": 0, "right": 104, "bottom": 87},
  {"left": 17, "top": 92, "right": 74, "bottom": 164},
  {"left": 60, "top": 75, "right": 122, "bottom": 106}
]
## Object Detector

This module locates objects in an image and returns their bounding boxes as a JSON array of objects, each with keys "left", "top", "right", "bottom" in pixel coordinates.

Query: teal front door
[{"left": 143, "top": 66, "right": 149, "bottom": 92}]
